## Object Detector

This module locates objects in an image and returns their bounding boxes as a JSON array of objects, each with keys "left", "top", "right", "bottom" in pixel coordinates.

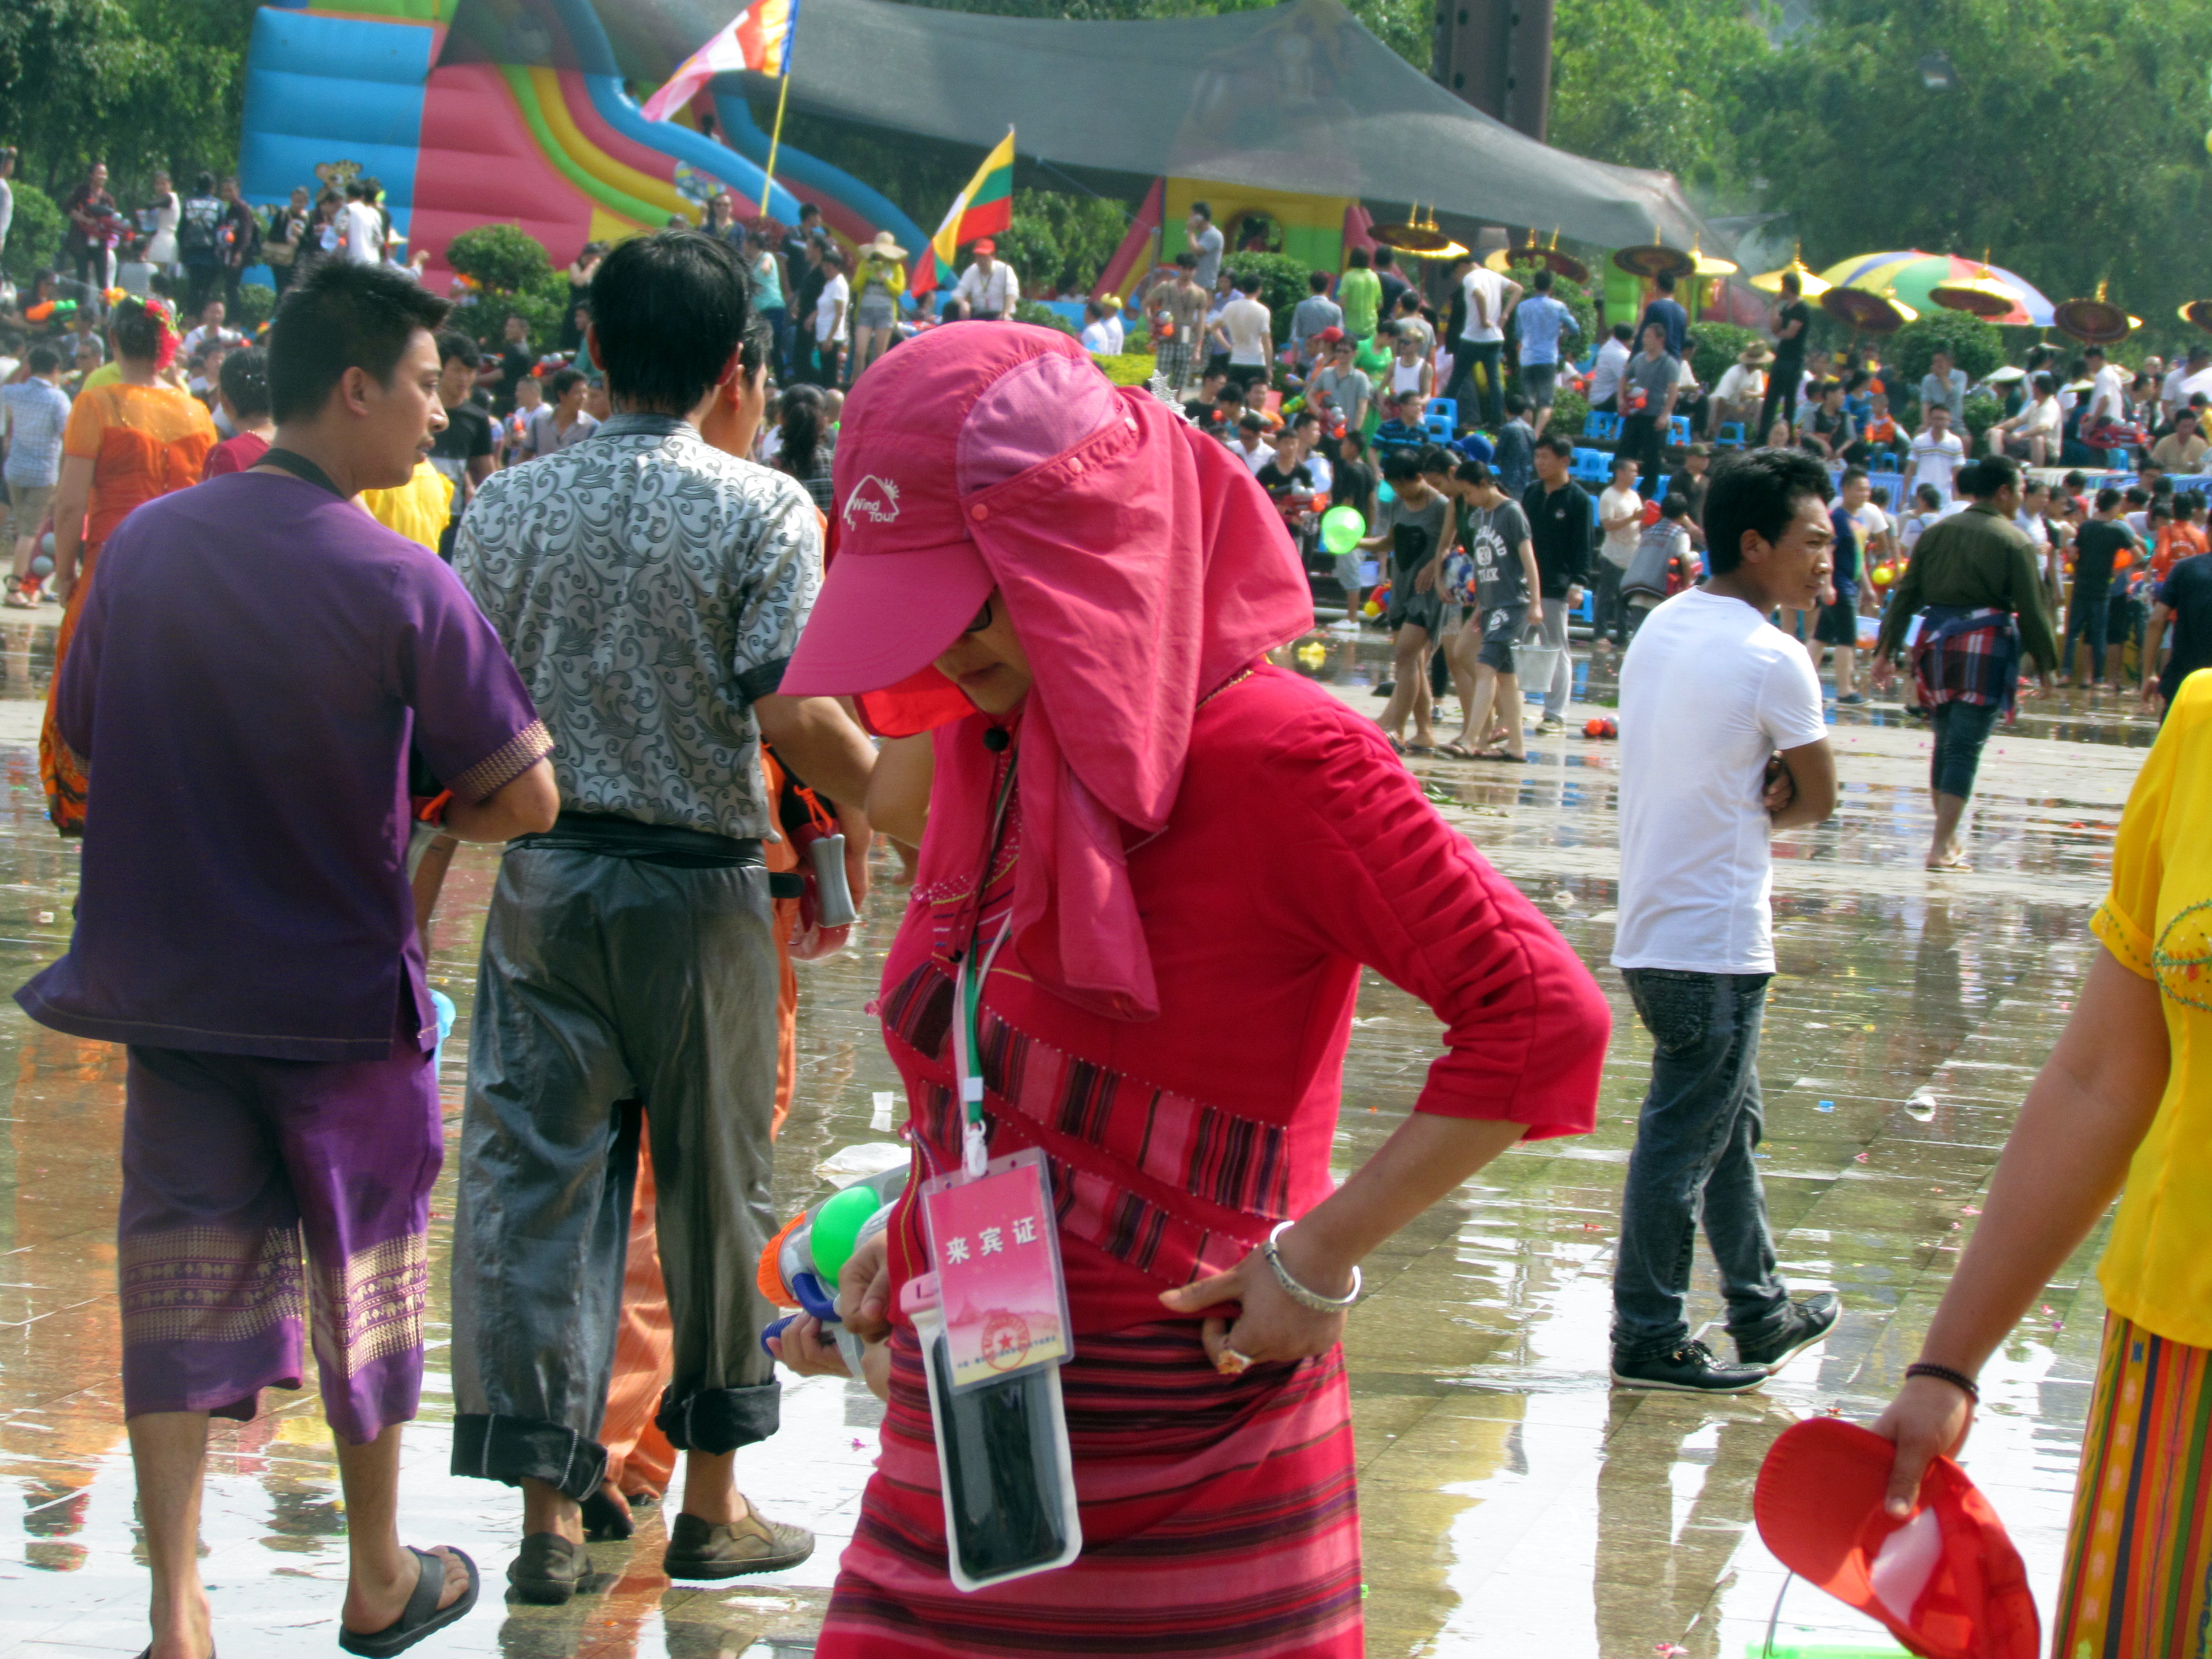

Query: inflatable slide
[{"left": 238, "top": 0, "right": 927, "bottom": 287}]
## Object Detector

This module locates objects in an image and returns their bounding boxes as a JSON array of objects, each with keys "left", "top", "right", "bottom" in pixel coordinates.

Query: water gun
[
  {"left": 759, "top": 1166, "right": 908, "bottom": 1371},
  {"left": 25, "top": 300, "right": 76, "bottom": 324}
]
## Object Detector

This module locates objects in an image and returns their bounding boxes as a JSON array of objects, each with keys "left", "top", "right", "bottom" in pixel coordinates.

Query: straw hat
[
  {"left": 865, "top": 229, "right": 909, "bottom": 262},
  {"left": 1737, "top": 342, "right": 1773, "bottom": 366}
]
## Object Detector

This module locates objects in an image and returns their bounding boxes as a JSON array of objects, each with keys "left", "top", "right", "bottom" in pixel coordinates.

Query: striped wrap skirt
[
  {"left": 2052, "top": 1312, "right": 2212, "bottom": 1658},
  {"left": 815, "top": 1320, "right": 1363, "bottom": 1657}
]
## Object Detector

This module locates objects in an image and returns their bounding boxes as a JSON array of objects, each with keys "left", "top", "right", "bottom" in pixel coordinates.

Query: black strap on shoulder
[{"left": 258, "top": 447, "right": 348, "bottom": 500}]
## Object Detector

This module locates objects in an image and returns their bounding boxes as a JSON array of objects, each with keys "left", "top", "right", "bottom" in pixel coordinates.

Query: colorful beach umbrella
[{"left": 1814, "top": 251, "right": 2056, "bottom": 328}]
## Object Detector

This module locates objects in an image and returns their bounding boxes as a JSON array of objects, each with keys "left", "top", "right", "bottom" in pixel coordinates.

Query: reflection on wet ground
[{"left": 0, "top": 619, "right": 2154, "bottom": 1658}]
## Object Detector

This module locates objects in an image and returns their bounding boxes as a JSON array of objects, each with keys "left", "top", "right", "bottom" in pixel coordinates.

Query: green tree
[
  {"left": 1889, "top": 312, "right": 2005, "bottom": 392},
  {"left": 1, "top": 182, "right": 65, "bottom": 282},
  {"left": 0, "top": 0, "right": 256, "bottom": 206},
  {"left": 885, "top": 0, "right": 1431, "bottom": 68},
  {"left": 1546, "top": 0, "right": 1773, "bottom": 192},
  {"left": 1745, "top": 0, "right": 2212, "bottom": 358}
]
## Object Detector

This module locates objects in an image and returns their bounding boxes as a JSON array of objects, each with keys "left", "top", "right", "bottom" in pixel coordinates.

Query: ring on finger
[{"left": 1217, "top": 1346, "right": 1256, "bottom": 1375}]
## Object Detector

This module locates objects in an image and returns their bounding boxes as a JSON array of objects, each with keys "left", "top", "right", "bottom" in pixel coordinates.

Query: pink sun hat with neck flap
[{"left": 780, "top": 324, "right": 1142, "bottom": 698}]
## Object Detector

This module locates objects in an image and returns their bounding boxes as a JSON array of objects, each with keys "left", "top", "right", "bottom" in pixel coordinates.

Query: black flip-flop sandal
[{"left": 337, "top": 1546, "right": 479, "bottom": 1658}]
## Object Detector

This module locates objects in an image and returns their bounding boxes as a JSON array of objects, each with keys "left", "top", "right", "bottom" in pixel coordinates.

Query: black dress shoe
[{"left": 506, "top": 1533, "right": 588, "bottom": 1606}]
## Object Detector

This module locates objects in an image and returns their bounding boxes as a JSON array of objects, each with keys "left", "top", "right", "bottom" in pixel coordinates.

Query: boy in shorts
[
  {"left": 1819, "top": 466, "right": 1870, "bottom": 703},
  {"left": 1363, "top": 449, "right": 1455, "bottom": 753},
  {"left": 1437, "top": 459, "right": 1538, "bottom": 760}
]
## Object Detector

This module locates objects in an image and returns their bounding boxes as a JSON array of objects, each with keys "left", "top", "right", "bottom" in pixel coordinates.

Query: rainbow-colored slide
[{"left": 239, "top": 0, "right": 925, "bottom": 287}]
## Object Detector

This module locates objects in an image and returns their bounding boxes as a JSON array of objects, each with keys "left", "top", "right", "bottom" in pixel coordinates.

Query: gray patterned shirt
[{"left": 455, "top": 412, "right": 820, "bottom": 840}]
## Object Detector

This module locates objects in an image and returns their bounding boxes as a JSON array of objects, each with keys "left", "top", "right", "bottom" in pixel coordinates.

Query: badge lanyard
[{"left": 950, "top": 754, "right": 1019, "bottom": 1180}]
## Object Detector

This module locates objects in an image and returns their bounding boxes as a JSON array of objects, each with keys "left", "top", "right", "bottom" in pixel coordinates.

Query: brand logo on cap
[{"left": 843, "top": 475, "right": 902, "bottom": 528}]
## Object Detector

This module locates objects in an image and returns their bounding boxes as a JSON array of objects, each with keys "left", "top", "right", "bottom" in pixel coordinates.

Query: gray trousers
[
  {"left": 1535, "top": 590, "right": 1574, "bottom": 717},
  {"left": 451, "top": 845, "right": 782, "bottom": 1500}
]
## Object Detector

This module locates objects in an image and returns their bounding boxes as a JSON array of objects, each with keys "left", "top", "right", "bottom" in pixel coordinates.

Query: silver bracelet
[{"left": 1263, "top": 1220, "right": 1363, "bottom": 1311}]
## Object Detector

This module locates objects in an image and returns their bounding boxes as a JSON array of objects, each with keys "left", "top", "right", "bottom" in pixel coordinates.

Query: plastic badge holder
[{"left": 903, "top": 1269, "right": 1083, "bottom": 1593}]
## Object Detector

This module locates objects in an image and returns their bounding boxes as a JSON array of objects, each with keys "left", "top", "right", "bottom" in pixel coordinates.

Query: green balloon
[
  {"left": 1320, "top": 505, "right": 1366, "bottom": 555},
  {"left": 811, "top": 1183, "right": 886, "bottom": 1284}
]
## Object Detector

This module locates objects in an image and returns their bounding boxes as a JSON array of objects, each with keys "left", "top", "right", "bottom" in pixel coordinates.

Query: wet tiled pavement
[{"left": 0, "top": 615, "right": 2154, "bottom": 1658}]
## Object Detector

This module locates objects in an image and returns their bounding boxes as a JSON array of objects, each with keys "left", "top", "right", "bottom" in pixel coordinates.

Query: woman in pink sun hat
[{"left": 778, "top": 322, "right": 1608, "bottom": 1656}]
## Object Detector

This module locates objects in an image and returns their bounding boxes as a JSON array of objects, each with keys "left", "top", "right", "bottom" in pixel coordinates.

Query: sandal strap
[{"left": 398, "top": 1547, "right": 444, "bottom": 1631}]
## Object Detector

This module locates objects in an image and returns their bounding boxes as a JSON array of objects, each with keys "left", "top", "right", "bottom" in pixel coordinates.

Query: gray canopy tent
[{"left": 598, "top": 0, "right": 1717, "bottom": 253}]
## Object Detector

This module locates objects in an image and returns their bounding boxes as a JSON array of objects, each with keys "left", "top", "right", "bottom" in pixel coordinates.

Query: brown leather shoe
[{"left": 661, "top": 1507, "right": 814, "bottom": 1580}]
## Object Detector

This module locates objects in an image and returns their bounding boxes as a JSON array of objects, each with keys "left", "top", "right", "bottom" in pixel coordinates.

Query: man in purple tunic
[{"left": 15, "top": 261, "right": 559, "bottom": 1659}]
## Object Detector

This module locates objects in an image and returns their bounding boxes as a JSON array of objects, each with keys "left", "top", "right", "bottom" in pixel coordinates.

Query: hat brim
[{"left": 781, "top": 537, "right": 995, "bottom": 697}]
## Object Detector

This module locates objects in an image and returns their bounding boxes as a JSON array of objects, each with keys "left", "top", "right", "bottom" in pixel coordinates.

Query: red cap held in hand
[{"left": 1753, "top": 1417, "right": 2038, "bottom": 1659}]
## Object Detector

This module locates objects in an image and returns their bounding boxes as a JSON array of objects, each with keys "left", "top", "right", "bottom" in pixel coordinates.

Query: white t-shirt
[
  {"left": 1588, "top": 337, "right": 1630, "bottom": 407},
  {"left": 1598, "top": 484, "right": 1643, "bottom": 568},
  {"left": 1714, "top": 363, "right": 1766, "bottom": 404},
  {"left": 815, "top": 272, "right": 850, "bottom": 342},
  {"left": 1460, "top": 268, "right": 1505, "bottom": 344},
  {"left": 1230, "top": 436, "right": 1270, "bottom": 475},
  {"left": 1613, "top": 590, "right": 1828, "bottom": 975},
  {"left": 342, "top": 200, "right": 382, "bottom": 265},
  {"left": 1219, "top": 296, "right": 1272, "bottom": 366},
  {"left": 953, "top": 261, "right": 1018, "bottom": 317},
  {"left": 1908, "top": 429, "right": 1964, "bottom": 500},
  {"left": 2088, "top": 363, "right": 2125, "bottom": 426},
  {"left": 1854, "top": 502, "right": 1891, "bottom": 549}
]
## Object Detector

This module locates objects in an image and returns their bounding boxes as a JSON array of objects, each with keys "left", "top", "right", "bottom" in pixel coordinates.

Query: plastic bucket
[{"left": 1515, "top": 642, "right": 1564, "bottom": 692}]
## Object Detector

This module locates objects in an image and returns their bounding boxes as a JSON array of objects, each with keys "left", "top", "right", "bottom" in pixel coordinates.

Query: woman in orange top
[{"left": 42, "top": 296, "right": 215, "bottom": 832}]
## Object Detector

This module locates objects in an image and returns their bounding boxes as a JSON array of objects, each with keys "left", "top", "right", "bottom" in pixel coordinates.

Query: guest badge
[{"left": 919, "top": 1146, "right": 1071, "bottom": 1391}]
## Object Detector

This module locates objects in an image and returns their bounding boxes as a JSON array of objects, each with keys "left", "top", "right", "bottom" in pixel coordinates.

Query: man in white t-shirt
[
  {"left": 1609, "top": 445, "right": 1841, "bottom": 1394},
  {"left": 2162, "top": 346, "right": 2208, "bottom": 422},
  {"left": 340, "top": 184, "right": 382, "bottom": 266},
  {"left": 1596, "top": 455, "right": 1642, "bottom": 650},
  {"left": 1210, "top": 270, "right": 1273, "bottom": 396},
  {"left": 1907, "top": 405, "right": 1965, "bottom": 504},
  {"left": 950, "top": 239, "right": 1018, "bottom": 321},
  {"left": 1447, "top": 260, "right": 1519, "bottom": 431},
  {"left": 812, "top": 248, "right": 850, "bottom": 385},
  {"left": 1587, "top": 325, "right": 1633, "bottom": 413}
]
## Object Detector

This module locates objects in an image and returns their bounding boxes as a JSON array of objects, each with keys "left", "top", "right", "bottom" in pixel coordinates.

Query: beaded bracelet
[
  {"left": 1263, "top": 1221, "right": 1363, "bottom": 1311},
  {"left": 1904, "top": 1361, "right": 1980, "bottom": 1402}
]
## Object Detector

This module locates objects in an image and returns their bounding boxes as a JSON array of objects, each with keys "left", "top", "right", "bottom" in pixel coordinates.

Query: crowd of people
[{"left": 0, "top": 172, "right": 2209, "bottom": 1658}]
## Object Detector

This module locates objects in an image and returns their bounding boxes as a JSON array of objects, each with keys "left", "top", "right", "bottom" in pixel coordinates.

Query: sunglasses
[{"left": 964, "top": 598, "right": 994, "bottom": 635}]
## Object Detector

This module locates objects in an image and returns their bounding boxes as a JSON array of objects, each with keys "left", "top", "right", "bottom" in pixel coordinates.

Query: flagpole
[{"left": 762, "top": 71, "right": 792, "bottom": 204}]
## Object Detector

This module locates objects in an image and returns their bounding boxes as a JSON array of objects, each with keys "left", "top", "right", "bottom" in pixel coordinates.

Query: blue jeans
[
  {"left": 1929, "top": 699, "right": 2000, "bottom": 799},
  {"left": 1611, "top": 969, "right": 1789, "bottom": 1362},
  {"left": 2062, "top": 589, "right": 2110, "bottom": 683}
]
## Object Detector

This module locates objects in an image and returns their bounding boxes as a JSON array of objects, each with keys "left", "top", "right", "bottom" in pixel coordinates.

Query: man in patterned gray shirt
[{"left": 452, "top": 230, "right": 877, "bottom": 1603}]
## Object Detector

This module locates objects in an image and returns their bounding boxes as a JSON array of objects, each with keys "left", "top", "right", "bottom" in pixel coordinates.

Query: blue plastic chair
[
  {"left": 1669, "top": 416, "right": 1691, "bottom": 445},
  {"left": 1422, "top": 413, "right": 1456, "bottom": 441},
  {"left": 1584, "top": 412, "right": 1622, "bottom": 442},
  {"left": 1717, "top": 422, "right": 1746, "bottom": 447},
  {"left": 1424, "top": 397, "right": 1457, "bottom": 428}
]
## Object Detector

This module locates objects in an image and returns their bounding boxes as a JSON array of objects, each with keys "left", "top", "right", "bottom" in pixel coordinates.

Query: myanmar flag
[{"left": 910, "top": 129, "right": 1014, "bottom": 293}]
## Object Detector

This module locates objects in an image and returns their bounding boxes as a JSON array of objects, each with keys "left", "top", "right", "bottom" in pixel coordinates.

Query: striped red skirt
[
  {"left": 815, "top": 1321, "right": 1363, "bottom": 1657},
  {"left": 2051, "top": 1312, "right": 2212, "bottom": 1657}
]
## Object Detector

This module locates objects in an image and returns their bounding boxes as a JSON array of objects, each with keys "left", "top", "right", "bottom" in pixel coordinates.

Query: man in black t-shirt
[
  {"left": 2066, "top": 488, "right": 2139, "bottom": 689},
  {"left": 480, "top": 314, "right": 536, "bottom": 414},
  {"left": 1255, "top": 429, "right": 1317, "bottom": 556},
  {"left": 432, "top": 331, "right": 497, "bottom": 561},
  {"left": 1181, "top": 367, "right": 1229, "bottom": 426},
  {"left": 1522, "top": 435, "right": 1592, "bottom": 728},
  {"left": 2144, "top": 551, "right": 2212, "bottom": 716},
  {"left": 1758, "top": 272, "right": 1811, "bottom": 443}
]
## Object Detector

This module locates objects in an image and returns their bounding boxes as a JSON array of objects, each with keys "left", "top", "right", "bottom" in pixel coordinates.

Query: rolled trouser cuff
[
  {"left": 655, "top": 1381, "right": 781, "bottom": 1455},
  {"left": 451, "top": 1412, "right": 609, "bottom": 1502}
]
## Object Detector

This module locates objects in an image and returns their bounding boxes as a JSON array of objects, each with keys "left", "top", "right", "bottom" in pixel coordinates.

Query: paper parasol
[
  {"left": 1613, "top": 243, "right": 1696, "bottom": 281},
  {"left": 1751, "top": 253, "right": 1831, "bottom": 297},
  {"left": 1821, "top": 287, "right": 1916, "bottom": 333},
  {"left": 2054, "top": 281, "right": 2131, "bottom": 345}
]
